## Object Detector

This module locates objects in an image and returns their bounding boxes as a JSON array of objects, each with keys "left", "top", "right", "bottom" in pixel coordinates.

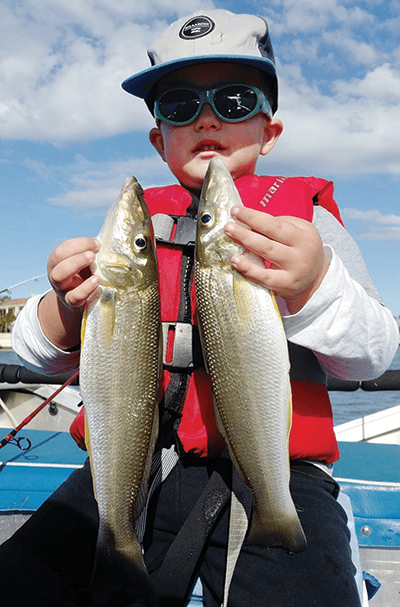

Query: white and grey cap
[{"left": 121, "top": 9, "right": 278, "bottom": 113}]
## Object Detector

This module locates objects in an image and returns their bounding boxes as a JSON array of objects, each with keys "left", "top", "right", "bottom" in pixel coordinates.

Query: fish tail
[
  {"left": 246, "top": 507, "right": 307, "bottom": 553},
  {"left": 91, "top": 524, "right": 158, "bottom": 607}
]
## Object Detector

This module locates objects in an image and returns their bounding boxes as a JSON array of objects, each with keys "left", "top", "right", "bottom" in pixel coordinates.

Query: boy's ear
[
  {"left": 260, "top": 118, "right": 283, "bottom": 156},
  {"left": 149, "top": 126, "right": 166, "bottom": 162}
]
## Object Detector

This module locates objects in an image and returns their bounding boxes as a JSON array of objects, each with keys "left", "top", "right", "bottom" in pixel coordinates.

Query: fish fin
[
  {"left": 83, "top": 413, "right": 97, "bottom": 501},
  {"left": 233, "top": 266, "right": 284, "bottom": 330},
  {"left": 232, "top": 269, "right": 256, "bottom": 329},
  {"left": 157, "top": 323, "right": 164, "bottom": 381},
  {"left": 91, "top": 524, "right": 158, "bottom": 607},
  {"left": 246, "top": 506, "right": 307, "bottom": 553},
  {"left": 81, "top": 307, "right": 88, "bottom": 345},
  {"left": 287, "top": 389, "right": 293, "bottom": 436},
  {"left": 133, "top": 408, "right": 159, "bottom": 521},
  {"left": 269, "top": 289, "right": 283, "bottom": 323},
  {"left": 99, "top": 289, "right": 117, "bottom": 348},
  {"left": 195, "top": 316, "right": 210, "bottom": 375}
]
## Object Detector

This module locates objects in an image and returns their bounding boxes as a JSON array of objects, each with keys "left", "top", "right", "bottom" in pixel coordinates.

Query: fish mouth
[{"left": 192, "top": 140, "right": 227, "bottom": 154}]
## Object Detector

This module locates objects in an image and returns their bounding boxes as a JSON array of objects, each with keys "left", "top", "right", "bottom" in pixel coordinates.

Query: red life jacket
[{"left": 71, "top": 175, "right": 343, "bottom": 463}]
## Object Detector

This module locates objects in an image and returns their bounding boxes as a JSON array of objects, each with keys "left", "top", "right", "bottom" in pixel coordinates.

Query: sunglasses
[{"left": 154, "top": 84, "right": 272, "bottom": 126}]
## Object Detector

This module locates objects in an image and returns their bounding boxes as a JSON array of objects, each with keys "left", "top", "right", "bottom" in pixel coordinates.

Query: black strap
[
  {"left": 153, "top": 455, "right": 232, "bottom": 605},
  {"left": 288, "top": 342, "right": 326, "bottom": 385},
  {"left": 154, "top": 452, "right": 254, "bottom": 605}
]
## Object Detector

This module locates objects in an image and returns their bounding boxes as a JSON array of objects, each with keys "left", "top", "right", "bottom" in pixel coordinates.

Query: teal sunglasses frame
[{"left": 154, "top": 84, "right": 272, "bottom": 126}]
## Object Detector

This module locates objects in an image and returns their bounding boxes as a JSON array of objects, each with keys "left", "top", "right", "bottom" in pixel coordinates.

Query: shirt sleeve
[
  {"left": 280, "top": 211, "right": 399, "bottom": 381},
  {"left": 11, "top": 293, "right": 80, "bottom": 375}
]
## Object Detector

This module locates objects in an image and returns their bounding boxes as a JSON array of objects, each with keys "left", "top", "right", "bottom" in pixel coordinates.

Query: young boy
[{"left": 5, "top": 9, "right": 399, "bottom": 607}]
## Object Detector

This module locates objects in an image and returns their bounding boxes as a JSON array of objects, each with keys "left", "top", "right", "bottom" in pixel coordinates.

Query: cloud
[
  {"left": 265, "top": 0, "right": 375, "bottom": 35},
  {"left": 0, "top": 0, "right": 215, "bottom": 141},
  {"left": 41, "top": 153, "right": 174, "bottom": 210},
  {"left": 334, "top": 63, "right": 400, "bottom": 103},
  {"left": 1, "top": 0, "right": 400, "bottom": 179},
  {"left": 251, "top": 0, "right": 400, "bottom": 177},
  {"left": 341, "top": 207, "right": 400, "bottom": 240},
  {"left": 258, "top": 58, "right": 400, "bottom": 177}
]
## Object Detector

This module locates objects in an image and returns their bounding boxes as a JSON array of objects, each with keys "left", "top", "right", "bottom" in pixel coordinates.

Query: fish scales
[
  {"left": 80, "top": 177, "right": 160, "bottom": 607},
  {"left": 195, "top": 158, "right": 306, "bottom": 553},
  {"left": 196, "top": 268, "right": 293, "bottom": 512}
]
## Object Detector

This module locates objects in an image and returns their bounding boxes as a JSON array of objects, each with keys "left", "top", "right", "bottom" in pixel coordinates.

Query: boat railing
[
  {"left": 327, "top": 369, "right": 400, "bottom": 392},
  {"left": 1, "top": 363, "right": 399, "bottom": 391},
  {"left": 0, "top": 364, "right": 79, "bottom": 386}
]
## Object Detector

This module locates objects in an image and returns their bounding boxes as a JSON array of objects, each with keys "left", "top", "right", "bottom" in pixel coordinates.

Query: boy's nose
[{"left": 194, "top": 103, "right": 221, "bottom": 131}]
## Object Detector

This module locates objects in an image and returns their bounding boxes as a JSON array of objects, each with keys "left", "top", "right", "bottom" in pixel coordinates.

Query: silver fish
[
  {"left": 80, "top": 177, "right": 161, "bottom": 606},
  {"left": 195, "top": 157, "right": 306, "bottom": 553}
]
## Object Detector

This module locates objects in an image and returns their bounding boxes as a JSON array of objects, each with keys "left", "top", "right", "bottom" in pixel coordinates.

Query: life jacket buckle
[
  {"left": 153, "top": 214, "right": 197, "bottom": 247},
  {"left": 162, "top": 322, "right": 203, "bottom": 372}
]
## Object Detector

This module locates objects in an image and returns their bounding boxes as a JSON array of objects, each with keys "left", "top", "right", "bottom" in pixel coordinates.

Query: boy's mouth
[{"left": 193, "top": 140, "right": 226, "bottom": 154}]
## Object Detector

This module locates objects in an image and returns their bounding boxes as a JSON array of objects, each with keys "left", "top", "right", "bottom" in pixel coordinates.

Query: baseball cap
[{"left": 121, "top": 9, "right": 278, "bottom": 114}]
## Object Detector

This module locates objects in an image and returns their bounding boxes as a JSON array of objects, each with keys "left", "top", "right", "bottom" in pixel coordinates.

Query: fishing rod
[
  {"left": 0, "top": 274, "right": 47, "bottom": 296},
  {"left": 0, "top": 369, "right": 79, "bottom": 450}
]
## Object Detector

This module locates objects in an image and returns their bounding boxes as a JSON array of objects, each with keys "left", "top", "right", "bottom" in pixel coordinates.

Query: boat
[
  {"left": 331, "top": 371, "right": 400, "bottom": 607},
  {"left": 0, "top": 364, "right": 86, "bottom": 544},
  {"left": 1, "top": 364, "right": 400, "bottom": 606}
]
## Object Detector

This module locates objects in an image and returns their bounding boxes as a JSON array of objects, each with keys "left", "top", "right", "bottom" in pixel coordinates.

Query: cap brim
[{"left": 121, "top": 55, "right": 277, "bottom": 100}]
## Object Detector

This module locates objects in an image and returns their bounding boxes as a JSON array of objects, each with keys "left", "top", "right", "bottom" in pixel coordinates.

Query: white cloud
[
  {"left": 321, "top": 31, "right": 379, "bottom": 67},
  {"left": 0, "top": 0, "right": 215, "bottom": 141},
  {"left": 343, "top": 208, "right": 400, "bottom": 225},
  {"left": 1, "top": 0, "right": 399, "bottom": 179},
  {"left": 341, "top": 207, "right": 400, "bottom": 239},
  {"left": 334, "top": 63, "right": 400, "bottom": 103},
  {"left": 265, "top": 0, "right": 375, "bottom": 35},
  {"left": 42, "top": 153, "right": 174, "bottom": 210},
  {"left": 258, "top": 56, "right": 400, "bottom": 177}
]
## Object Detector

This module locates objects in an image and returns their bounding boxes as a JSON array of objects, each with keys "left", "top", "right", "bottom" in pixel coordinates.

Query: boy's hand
[
  {"left": 47, "top": 237, "right": 101, "bottom": 309},
  {"left": 38, "top": 238, "right": 101, "bottom": 351},
  {"left": 47, "top": 238, "right": 100, "bottom": 308},
  {"left": 224, "top": 206, "right": 329, "bottom": 314}
]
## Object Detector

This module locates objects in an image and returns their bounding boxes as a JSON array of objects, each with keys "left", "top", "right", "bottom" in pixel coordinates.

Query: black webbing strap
[
  {"left": 153, "top": 455, "right": 232, "bottom": 605},
  {"left": 153, "top": 453, "right": 254, "bottom": 605},
  {"left": 288, "top": 342, "right": 326, "bottom": 385}
]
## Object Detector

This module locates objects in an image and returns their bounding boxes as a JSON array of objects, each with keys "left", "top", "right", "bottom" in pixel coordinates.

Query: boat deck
[
  {"left": 0, "top": 429, "right": 87, "bottom": 543},
  {"left": 1, "top": 431, "right": 400, "bottom": 605},
  {"left": 335, "top": 441, "right": 400, "bottom": 607}
]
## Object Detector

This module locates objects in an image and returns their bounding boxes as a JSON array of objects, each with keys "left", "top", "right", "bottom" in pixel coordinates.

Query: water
[
  {"left": 330, "top": 346, "right": 400, "bottom": 425},
  {"left": 1, "top": 347, "right": 400, "bottom": 426},
  {"left": 0, "top": 349, "right": 20, "bottom": 365}
]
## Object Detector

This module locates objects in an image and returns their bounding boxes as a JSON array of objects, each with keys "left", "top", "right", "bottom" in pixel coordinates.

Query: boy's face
[{"left": 149, "top": 63, "right": 283, "bottom": 190}]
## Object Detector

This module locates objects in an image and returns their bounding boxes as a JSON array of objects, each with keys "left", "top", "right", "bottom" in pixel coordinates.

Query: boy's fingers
[
  {"left": 230, "top": 206, "right": 307, "bottom": 245},
  {"left": 64, "top": 276, "right": 100, "bottom": 308},
  {"left": 49, "top": 251, "right": 97, "bottom": 288},
  {"left": 230, "top": 254, "right": 287, "bottom": 291},
  {"left": 48, "top": 238, "right": 100, "bottom": 272},
  {"left": 225, "top": 221, "right": 289, "bottom": 267}
]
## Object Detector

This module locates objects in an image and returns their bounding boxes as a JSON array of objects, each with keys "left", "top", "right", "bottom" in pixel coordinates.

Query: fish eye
[
  {"left": 134, "top": 235, "right": 147, "bottom": 251},
  {"left": 200, "top": 212, "right": 213, "bottom": 227}
]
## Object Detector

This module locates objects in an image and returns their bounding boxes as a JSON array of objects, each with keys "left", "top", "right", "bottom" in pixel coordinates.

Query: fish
[
  {"left": 194, "top": 157, "right": 306, "bottom": 553},
  {"left": 79, "top": 177, "right": 161, "bottom": 607}
]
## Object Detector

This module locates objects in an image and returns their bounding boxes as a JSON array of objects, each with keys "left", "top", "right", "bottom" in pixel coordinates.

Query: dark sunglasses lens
[
  {"left": 158, "top": 90, "right": 200, "bottom": 123},
  {"left": 214, "top": 86, "right": 258, "bottom": 120}
]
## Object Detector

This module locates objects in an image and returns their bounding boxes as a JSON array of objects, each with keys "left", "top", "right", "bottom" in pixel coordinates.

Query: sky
[{"left": 1, "top": 0, "right": 400, "bottom": 318}]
